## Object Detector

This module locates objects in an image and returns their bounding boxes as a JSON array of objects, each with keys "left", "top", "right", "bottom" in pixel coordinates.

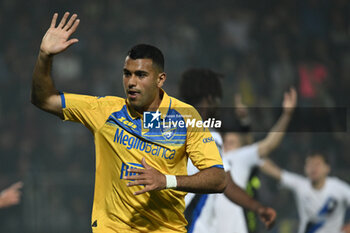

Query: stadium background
[{"left": 0, "top": 0, "right": 349, "bottom": 232}]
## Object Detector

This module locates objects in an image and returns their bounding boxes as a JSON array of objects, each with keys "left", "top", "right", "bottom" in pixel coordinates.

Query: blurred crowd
[{"left": 0, "top": 0, "right": 349, "bottom": 232}]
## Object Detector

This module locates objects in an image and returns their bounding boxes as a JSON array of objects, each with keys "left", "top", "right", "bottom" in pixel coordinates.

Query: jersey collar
[{"left": 125, "top": 88, "right": 171, "bottom": 120}]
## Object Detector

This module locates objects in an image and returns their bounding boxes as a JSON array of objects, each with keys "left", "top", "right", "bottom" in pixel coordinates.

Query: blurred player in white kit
[
  {"left": 180, "top": 69, "right": 276, "bottom": 233},
  {"left": 212, "top": 87, "right": 297, "bottom": 233},
  {"left": 261, "top": 152, "right": 350, "bottom": 233}
]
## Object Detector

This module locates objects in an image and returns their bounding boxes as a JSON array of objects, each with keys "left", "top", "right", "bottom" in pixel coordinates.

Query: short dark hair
[
  {"left": 179, "top": 68, "right": 223, "bottom": 106},
  {"left": 306, "top": 151, "right": 330, "bottom": 165},
  {"left": 127, "top": 44, "right": 164, "bottom": 71}
]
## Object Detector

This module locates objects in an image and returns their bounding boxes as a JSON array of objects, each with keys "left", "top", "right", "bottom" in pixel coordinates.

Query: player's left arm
[
  {"left": 125, "top": 158, "right": 226, "bottom": 195},
  {"left": 223, "top": 172, "right": 276, "bottom": 229},
  {"left": 258, "top": 87, "right": 297, "bottom": 158}
]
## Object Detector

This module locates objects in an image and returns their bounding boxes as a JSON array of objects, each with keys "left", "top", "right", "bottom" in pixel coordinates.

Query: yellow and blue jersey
[{"left": 60, "top": 90, "right": 223, "bottom": 233}]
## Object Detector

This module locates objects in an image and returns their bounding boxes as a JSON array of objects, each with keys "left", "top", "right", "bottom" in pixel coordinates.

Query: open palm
[{"left": 40, "top": 12, "right": 80, "bottom": 56}]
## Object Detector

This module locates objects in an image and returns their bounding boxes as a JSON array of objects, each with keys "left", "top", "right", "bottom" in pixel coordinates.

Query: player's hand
[
  {"left": 40, "top": 12, "right": 80, "bottom": 56},
  {"left": 234, "top": 94, "right": 249, "bottom": 119},
  {"left": 0, "top": 181, "right": 23, "bottom": 208},
  {"left": 124, "top": 157, "right": 166, "bottom": 195},
  {"left": 256, "top": 206, "right": 276, "bottom": 230},
  {"left": 342, "top": 223, "right": 350, "bottom": 233},
  {"left": 282, "top": 87, "right": 297, "bottom": 114}
]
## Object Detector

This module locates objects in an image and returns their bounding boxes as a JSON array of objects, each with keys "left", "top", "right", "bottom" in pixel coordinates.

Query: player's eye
[
  {"left": 135, "top": 71, "right": 148, "bottom": 78},
  {"left": 123, "top": 70, "right": 131, "bottom": 77}
]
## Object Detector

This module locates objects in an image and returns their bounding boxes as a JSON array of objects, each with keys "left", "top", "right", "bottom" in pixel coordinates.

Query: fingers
[
  {"left": 124, "top": 174, "right": 145, "bottom": 181},
  {"left": 58, "top": 12, "right": 70, "bottom": 28},
  {"left": 126, "top": 168, "right": 145, "bottom": 175},
  {"left": 126, "top": 180, "right": 149, "bottom": 187},
  {"left": 285, "top": 87, "right": 297, "bottom": 99},
  {"left": 68, "top": 18, "right": 80, "bottom": 34},
  {"left": 134, "top": 187, "right": 152, "bottom": 195},
  {"left": 50, "top": 12, "right": 80, "bottom": 35},
  {"left": 50, "top": 13, "right": 58, "bottom": 28},
  {"left": 260, "top": 209, "right": 276, "bottom": 229},
  {"left": 63, "top": 14, "right": 78, "bottom": 30},
  {"left": 141, "top": 157, "right": 151, "bottom": 169},
  {"left": 10, "top": 181, "right": 23, "bottom": 190},
  {"left": 65, "top": 38, "right": 79, "bottom": 48},
  {"left": 290, "top": 87, "right": 297, "bottom": 102}
]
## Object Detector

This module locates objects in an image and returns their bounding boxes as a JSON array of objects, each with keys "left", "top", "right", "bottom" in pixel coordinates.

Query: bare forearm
[
  {"left": 31, "top": 51, "right": 58, "bottom": 107},
  {"left": 224, "top": 172, "right": 262, "bottom": 211},
  {"left": 258, "top": 111, "right": 293, "bottom": 157},
  {"left": 176, "top": 167, "right": 227, "bottom": 193},
  {"left": 260, "top": 159, "right": 282, "bottom": 180}
]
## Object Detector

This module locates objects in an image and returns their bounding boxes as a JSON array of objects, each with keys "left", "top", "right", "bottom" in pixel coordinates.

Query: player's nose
[{"left": 128, "top": 74, "right": 137, "bottom": 87}]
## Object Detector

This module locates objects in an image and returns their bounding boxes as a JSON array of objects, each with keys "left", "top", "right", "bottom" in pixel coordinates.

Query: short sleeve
[
  {"left": 222, "top": 157, "right": 231, "bottom": 172},
  {"left": 335, "top": 178, "right": 350, "bottom": 207},
  {"left": 185, "top": 110, "right": 223, "bottom": 171},
  {"left": 281, "top": 170, "right": 307, "bottom": 191},
  {"left": 61, "top": 93, "right": 123, "bottom": 132}
]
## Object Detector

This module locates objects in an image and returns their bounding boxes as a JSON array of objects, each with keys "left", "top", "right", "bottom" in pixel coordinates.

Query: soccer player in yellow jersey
[{"left": 31, "top": 12, "right": 226, "bottom": 233}]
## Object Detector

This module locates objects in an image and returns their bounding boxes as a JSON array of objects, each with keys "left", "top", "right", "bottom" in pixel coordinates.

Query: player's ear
[{"left": 157, "top": 72, "right": 166, "bottom": 88}]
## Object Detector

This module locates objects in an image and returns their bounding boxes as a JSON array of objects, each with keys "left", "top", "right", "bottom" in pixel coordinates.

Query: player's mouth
[{"left": 127, "top": 90, "right": 140, "bottom": 99}]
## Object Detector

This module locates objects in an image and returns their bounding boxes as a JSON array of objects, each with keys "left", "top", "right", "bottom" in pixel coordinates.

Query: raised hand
[
  {"left": 234, "top": 94, "right": 249, "bottom": 119},
  {"left": 40, "top": 12, "right": 80, "bottom": 56},
  {"left": 283, "top": 87, "right": 297, "bottom": 114},
  {"left": 0, "top": 181, "right": 23, "bottom": 208},
  {"left": 256, "top": 206, "right": 277, "bottom": 230},
  {"left": 124, "top": 157, "right": 166, "bottom": 195}
]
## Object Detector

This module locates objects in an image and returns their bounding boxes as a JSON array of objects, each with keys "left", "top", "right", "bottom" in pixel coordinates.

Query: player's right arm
[
  {"left": 31, "top": 12, "right": 80, "bottom": 118},
  {"left": 257, "top": 87, "right": 297, "bottom": 158},
  {"left": 260, "top": 159, "right": 282, "bottom": 181}
]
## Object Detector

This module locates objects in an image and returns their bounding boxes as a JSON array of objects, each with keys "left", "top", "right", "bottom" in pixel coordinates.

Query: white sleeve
[
  {"left": 222, "top": 157, "right": 231, "bottom": 172},
  {"left": 224, "top": 143, "right": 261, "bottom": 171},
  {"left": 187, "top": 158, "right": 199, "bottom": 176},
  {"left": 280, "top": 170, "right": 307, "bottom": 191},
  {"left": 335, "top": 178, "right": 350, "bottom": 207}
]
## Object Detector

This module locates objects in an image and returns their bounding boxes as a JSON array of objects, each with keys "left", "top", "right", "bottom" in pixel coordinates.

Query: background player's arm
[
  {"left": 0, "top": 182, "right": 23, "bottom": 208},
  {"left": 125, "top": 158, "right": 226, "bottom": 195},
  {"left": 258, "top": 88, "right": 297, "bottom": 158},
  {"left": 343, "top": 223, "right": 350, "bottom": 233},
  {"left": 31, "top": 12, "right": 80, "bottom": 118},
  {"left": 224, "top": 172, "right": 276, "bottom": 229},
  {"left": 260, "top": 159, "right": 282, "bottom": 181}
]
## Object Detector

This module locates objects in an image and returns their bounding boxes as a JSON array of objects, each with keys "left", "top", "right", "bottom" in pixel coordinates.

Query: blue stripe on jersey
[
  {"left": 107, "top": 105, "right": 188, "bottom": 146},
  {"left": 107, "top": 105, "right": 142, "bottom": 135},
  {"left": 126, "top": 162, "right": 144, "bottom": 168},
  {"left": 305, "top": 197, "right": 337, "bottom": 233},
  {"left": 60, "top": 92, "right": 66, "bottom": 108},
  {"left": 188, "top": 194, "right": 208, "bottom": 233},
  {"left": 305, "top": 222, "right": 324, "bottom": 233},
  {"left": 211, "top": 164, "right": 224, "bottom": 169}
]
